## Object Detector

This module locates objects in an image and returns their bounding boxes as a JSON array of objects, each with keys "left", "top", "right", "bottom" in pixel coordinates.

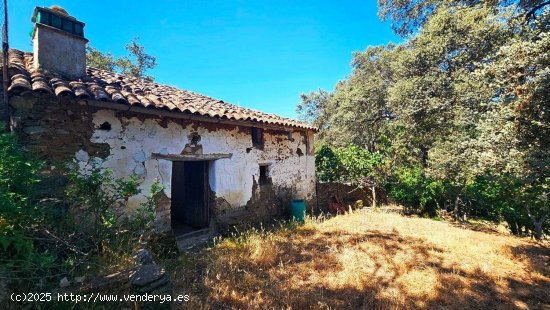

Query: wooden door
[{"left": 171, "top": 161, "right": 209, "bottom": 230}]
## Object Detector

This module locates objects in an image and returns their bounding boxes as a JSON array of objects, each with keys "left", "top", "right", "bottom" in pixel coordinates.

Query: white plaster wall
[{"left": 76, "top": 110, "right": 316, "bottom": 214}]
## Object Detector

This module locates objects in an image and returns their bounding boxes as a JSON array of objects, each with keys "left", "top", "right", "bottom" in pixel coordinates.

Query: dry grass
[{"left": 171, "top": 208, "right": 550, "bottom": 309}]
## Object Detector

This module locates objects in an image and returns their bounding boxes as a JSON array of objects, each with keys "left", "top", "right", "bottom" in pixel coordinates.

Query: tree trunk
[
  {"left": 510, "top": 220, "right": 519, "bottom": 235},
  {"left": 371, "top": 186, "right": 377, "bottom": 208},
  {"left": 419, "top": 145, "right": 429, "bottom": 178},
  {"left": 454, "top": 195, "right": 460, "bottom": 221},
  {"left": 532, "top": 216, "right": 547, "bottom": 240},
  {"left": 526, "top": 207, "right": 547, "bottom": 241}
]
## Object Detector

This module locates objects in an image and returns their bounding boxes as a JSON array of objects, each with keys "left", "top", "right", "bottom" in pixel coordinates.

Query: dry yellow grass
[{"left": 171, "top": 209, "right": 550, "bottom": 309}]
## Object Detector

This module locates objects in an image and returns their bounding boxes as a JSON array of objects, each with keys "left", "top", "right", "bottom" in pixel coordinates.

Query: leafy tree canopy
[
  {"left": 301, "top": 0, "right": 549, "bottom": 238},
  {"left": 86, "top": 37, "right": 157, "bottom": 81}
]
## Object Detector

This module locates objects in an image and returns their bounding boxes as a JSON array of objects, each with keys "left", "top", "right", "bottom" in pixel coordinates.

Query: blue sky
[{"left": 9, "top": 1, "right": 399, "bottom": 119}]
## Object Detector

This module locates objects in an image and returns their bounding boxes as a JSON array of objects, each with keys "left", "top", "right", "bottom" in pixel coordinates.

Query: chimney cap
[
  {"left": 31, "top": 6, "right": 84, "bottom": 25},
  {"left": 31, "top": 6, "right": 85, "bottom": 39}
]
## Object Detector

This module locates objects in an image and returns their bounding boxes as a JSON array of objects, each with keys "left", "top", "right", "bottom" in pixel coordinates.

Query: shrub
[
  {"left": 388, "top": 165, "right": 445, "bottom": 214},
  {"left": 315, "top": 144, "right": 385, "bottom": 184},
  {"left": 1, "top": 130, "right": 165, "bottom": 292},
  {"left": 65, "top": 162, "right": 164, "bottom": 264},
  {"left": 316, "top": 144, "right": 388, "bottom": 207},
  {"left": 0, "top": 131, "right": 64, "bottom": 287},
  {"left": 464, "top": 175, "right": 548, "bottom": 236},
  {"left": 65, "top": 163, "right": 140, "bottom": 241},
  {"left": 315, "top": 145, "right": 342, "bottom": 182}
]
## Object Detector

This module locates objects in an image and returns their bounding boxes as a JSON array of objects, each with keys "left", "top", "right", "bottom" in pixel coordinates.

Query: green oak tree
[
  {"left": 85, "top": 38, "right": 157, "bottom": 81},
  {"left": 300, "top": 1, "right": 549, "bottom": 238}
]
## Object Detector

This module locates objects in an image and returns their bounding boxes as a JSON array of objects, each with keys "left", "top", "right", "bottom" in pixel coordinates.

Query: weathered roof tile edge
[{"left": 4, "top": 49, "right": 317, "bottom": 131}]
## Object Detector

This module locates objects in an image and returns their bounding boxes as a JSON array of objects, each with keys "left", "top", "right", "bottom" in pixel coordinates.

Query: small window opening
[
  {"left": 251, "top": 127, "right": 264, "bottom": 148},
  {"left": 259, "top": 165, "right": 270, "bottom": 185},
  {"left": 190, "top": 132, "right": 201, "bottom": 145},
  {"left": 99, "top": 121, "right": 111, "bottom": 131}
]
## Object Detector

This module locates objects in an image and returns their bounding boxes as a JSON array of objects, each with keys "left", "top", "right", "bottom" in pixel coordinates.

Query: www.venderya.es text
[{"left": 11, "top": 292, "right": 189, "bottom": 303}]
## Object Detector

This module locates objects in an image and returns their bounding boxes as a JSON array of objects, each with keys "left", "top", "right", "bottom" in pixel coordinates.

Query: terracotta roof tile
[{"left": 5, "top": 49, "right": 317, "bottom": 131}]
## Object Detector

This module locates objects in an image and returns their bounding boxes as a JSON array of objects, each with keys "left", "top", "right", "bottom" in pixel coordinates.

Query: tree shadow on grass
[
  {"left": 173, "top": 227, "right": 550, "bottom": 309},
  {"left": 508, "top": 243, "right": 550, "bottom": 307},
  {"left": 448, "top": 220, "right": 505, "bottom": 236},
  {"left": 511, "top": 243, "right": 550, "bottom": 277}
]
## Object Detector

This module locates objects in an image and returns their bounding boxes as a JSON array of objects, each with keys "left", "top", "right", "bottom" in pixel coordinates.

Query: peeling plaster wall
[
  {"left": 10, "top": 94, "right": 316, "bottom": 232},
  {"left": 78, "top": 110, "right": 316, "bottom": 231}
]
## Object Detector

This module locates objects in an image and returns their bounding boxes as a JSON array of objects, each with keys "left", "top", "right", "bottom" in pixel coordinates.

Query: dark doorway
[{"left": 171, "top": 161, "right": 210, "bottom": 234}]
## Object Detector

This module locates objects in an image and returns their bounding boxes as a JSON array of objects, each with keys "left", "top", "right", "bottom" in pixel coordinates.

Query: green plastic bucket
[{"left": 291, "top": 199, "right": 306, "bottom": 223}]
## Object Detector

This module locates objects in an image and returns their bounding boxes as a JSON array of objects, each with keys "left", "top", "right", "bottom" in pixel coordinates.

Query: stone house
[{"left": 3, "top": 6, "right": 317, "bottom": 234}]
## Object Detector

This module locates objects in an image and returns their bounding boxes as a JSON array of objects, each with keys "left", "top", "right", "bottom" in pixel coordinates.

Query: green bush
[
  {"left": 388, "top": 165, "right": 445, "bottom": 214},
  {"left": 66, "top": 164, "right": 140, "bottom": 241},
  {"left": 316, "top": 144, "right": 388, "bottom": 207},
  {"left": 0, "top": 131, "right": 68, "bottom": 285},
  {"left": 465, "top": 175, "right": 548, "bottom": 236},
  {"left": 316, "top": 144, "right": 386, "bottom": 184},
  {"left": 65, "top": 162, "right": 164, "bottom": 258},
  {"left": 388, "top": 165, "right": 548, "bottom": 235},
  {"left": 337, "top": 144, "right": 384, "bottom": 186},
  {"left": 317, "top": 142, "right": 548, "bottom": 236},
  {"left": 315, "top": 145, "right": 342, "bottom": 182},
  {"left": 0, "top": 129, "right": 164, "bottom": 293}
]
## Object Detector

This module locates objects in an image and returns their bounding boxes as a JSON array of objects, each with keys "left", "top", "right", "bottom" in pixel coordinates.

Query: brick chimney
[{"left": 31, "top": 6, "right": 88, "bottom": 78}]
